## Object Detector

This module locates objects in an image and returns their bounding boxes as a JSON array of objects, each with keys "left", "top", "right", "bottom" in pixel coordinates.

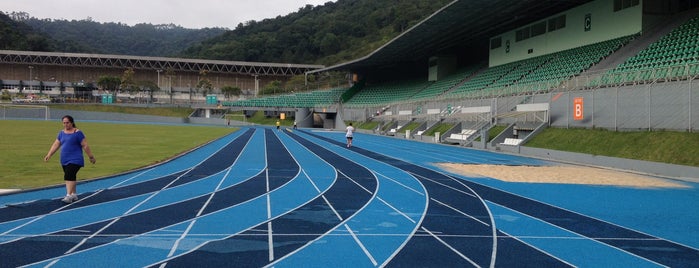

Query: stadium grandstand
[
  {"left": 0, "top": 50, "right": 324, "bottom": 105},
  {"left": 225, "top": 0, "right": 699, "bottom": 149},
  {"left": 2, "top": 0, "right": 697, "bottom": 146}
]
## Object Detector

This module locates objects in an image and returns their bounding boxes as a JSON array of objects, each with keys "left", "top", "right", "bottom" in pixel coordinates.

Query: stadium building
[
  {"left": 227, "top": 0, "right": 699, "bottom": 150},
  {"left": 2, "top": 0, "right": 698, "bottom": 144}
]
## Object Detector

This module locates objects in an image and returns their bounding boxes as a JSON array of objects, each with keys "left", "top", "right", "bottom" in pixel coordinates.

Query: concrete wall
[{"left": 489, "top": 0, "right": 642, "bottom": 66}]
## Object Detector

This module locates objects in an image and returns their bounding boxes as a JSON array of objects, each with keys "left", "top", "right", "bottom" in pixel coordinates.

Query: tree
[
  {"left": 195, "top": 70, "right": 213, "bottom": 99},
  {"left": 120, "top": 68, "right": 138, "bottom": 99},
  {"left": 261, "top": 80, "right": 283, "bottom": 95},
  {"left": 284, "top": 75, "right": 308, "bottom": 93},
  {"left": 97, "top": 75, "right": 121, "bottom": 100},
  {"left": 319, "top": 33, "right": 341, "bottom": 55},
  {"left": 178, "top": 0, "right": 452, "bottom": 65},
  {"left": 138, "top": 80, "right": 160, "bottom": 103},
  {"left": 220, "top": 85, "right": 242, "bottom": 100}
]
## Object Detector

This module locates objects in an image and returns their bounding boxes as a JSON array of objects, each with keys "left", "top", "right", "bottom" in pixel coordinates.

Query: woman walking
[{"left": 44, "top": 115, "right": 96, "bottom": 204}]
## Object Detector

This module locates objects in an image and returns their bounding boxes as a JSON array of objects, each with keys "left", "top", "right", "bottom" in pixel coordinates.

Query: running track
[{"left": 1, "top": 127, "right": 697, "bottom": 267}]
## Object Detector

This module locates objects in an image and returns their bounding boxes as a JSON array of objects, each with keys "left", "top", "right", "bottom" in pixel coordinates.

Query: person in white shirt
[{"left": 345, "top": 123, "right": 354, "bottom": 148}]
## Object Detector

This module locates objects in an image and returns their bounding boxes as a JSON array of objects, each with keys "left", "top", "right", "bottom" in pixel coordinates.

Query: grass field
[
  {"left": 2, "top": 105, "right": 697, "bottom": 190},
  {"left": 0, "top": 120, "right": 236, "bottom": 189},
  {"left": 49, "top": 104, "right": 194, "bottom": 117},
  {"left": 525, "top": 128, "right": 699, "bottom": 167}
]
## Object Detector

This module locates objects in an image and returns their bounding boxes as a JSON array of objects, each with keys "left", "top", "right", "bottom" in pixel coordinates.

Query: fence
[{"left": 341, "top": 72, "right": 698, "bottom": 132}]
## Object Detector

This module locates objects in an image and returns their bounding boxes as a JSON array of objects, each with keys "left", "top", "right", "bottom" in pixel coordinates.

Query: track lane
[
  {"left": 153, "top": 129, "right": 378, "bottom": 267},
  {"left": 0, "top": 129, "right": 255, "bottom": 267},
  {"left": 24, "top": 128, "right": 273, "bottom": 267},
  {"left": 309, "top": 130, "right": 699, "bottom": 267},
  {"left": 268, "top": 130, "right": 428, "bottom": 267},
  {"left": 303, "top": 129, "right": 569, "bottom": 267}
]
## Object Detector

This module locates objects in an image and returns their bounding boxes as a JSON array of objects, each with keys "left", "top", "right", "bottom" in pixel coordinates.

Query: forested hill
[
  {"left": 180, "top": 0, "right": 452, "bottom": 65},
  {"left": 5, "top": 11, "right": 226, "bottom": 57},
  {"left": 3, "top": 0, "right": 451, "bottom": 64},
  {"left": 0, "top": 11, "right": 54, "bottom": 51}
]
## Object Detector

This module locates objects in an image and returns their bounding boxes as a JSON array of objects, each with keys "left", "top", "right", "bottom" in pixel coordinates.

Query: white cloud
[{"left": 2, "top": 0, "right": 332, "bottom": 29}]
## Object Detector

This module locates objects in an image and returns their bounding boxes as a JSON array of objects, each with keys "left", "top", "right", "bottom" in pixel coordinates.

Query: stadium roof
[
  {"left": 311, "top": 0, "right": 594, "bottom": 73},
  {"left": 0, "top": 50, "right": 324, "bottom": 76}
]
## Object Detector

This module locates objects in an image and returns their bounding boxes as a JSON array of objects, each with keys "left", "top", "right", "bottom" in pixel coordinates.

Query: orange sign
[{"left": 573, "top": 97, "right": 584, "bottom": 121}]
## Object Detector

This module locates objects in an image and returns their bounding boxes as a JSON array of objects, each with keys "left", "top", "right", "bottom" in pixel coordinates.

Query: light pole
[
  {"left": 28, "top": 66, "right": 34, "bottom": 91},
  {"left": 253, "top": 75, "right": 259, "bottom": 97},
  {"left": 168, "top": 76, "right": 173, "bottom": 104},
  {"left": 156, "top": 69, "right": 162, "bottom": 88},
  {"left": 188, "top": 84, "right": 192, "bottom": 105}
]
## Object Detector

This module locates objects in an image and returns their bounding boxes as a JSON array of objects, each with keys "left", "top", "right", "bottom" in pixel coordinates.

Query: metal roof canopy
[
  {"left": 0, "top": 50, "right": 325, "bottom": 76},
  {"left": 312, "top": 0, "right": 594, "bottom": 74}
]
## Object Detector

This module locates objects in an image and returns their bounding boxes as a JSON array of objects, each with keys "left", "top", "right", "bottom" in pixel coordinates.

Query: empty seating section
[
  {"left": 446, "top": 63, "right": 518, "bottom": 97},
  {"left": 226, "top": 17, "right": 699, "bottom": 110},
  {"left": 224, "top": 87, "right": 347, "bottom": 108},
  {"left": 344, "top": 80, "right": 432, "bottom": 107},
  {"left": 484, "top": 57, "right": 550, "bottom": 92},
  {"left": 522, "top": 38, "right": 629, "bottom": 86},
  {"left": 410, "top": 65, "right": 483, "bottom": 100},
  {"left": 444, "top": 36, "right": 632, "bottom": 97},
  {"left": 595, "top": 16, "right": 699, "bottom": 85}
]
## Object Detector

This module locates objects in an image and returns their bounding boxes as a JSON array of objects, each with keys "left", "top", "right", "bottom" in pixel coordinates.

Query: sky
[{"left": 2, "top": 0, "right": 333, "bottom": 29}]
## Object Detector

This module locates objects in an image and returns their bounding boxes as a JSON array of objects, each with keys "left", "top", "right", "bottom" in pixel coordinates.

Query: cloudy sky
[{"left": 3, "top": 0, "right": 333, "bottom": 29}]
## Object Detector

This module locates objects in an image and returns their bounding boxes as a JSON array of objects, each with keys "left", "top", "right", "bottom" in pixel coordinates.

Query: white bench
[
  {"left": 501, "top": 138, "right": 523, "bottom": 146},
  {"left": 449, "top": 133, "right": 467, "bottom": 140},
  {"left": 387, "top": 125, "right": 402, "bottom": 136},
  {"left": 447, "top": 129, "right": 477, "bottom": 141},
  {"left": 461, "top": 129, "right": 476, "bottom": 135}
]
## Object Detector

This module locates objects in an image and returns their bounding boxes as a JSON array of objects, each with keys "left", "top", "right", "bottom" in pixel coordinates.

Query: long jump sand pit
[{"left": 437, "top": 163, "right": 687, "bottom": 188}]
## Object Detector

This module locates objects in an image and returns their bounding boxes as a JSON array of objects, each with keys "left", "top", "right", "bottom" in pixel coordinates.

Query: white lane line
[
  {"left": 431, "top": 198, "right": 489, "bottom": 226},
  {"left": 422, "top": 226, "right": 480, "bottom": 268},
  {"left": 345, "top": 224, "right": 378, "bottom": 266},
  {"left": 410, "top": 172, "right": 477, "bottom": 198},
  {"left": 164, "top": 130, "right": 259, "bottom": 259},
  {"left": 64, "top": 132, "right": 243, "bottom": 255}
]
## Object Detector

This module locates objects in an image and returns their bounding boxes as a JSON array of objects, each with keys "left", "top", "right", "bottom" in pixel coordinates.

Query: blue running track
[{"left": 1, "top": 127, "right": 698, "bottom": 267}]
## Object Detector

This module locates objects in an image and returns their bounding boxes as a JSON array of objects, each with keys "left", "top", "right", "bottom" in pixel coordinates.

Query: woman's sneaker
[{"left": 61, "top": 194, "right": 78, "bottom": 204}]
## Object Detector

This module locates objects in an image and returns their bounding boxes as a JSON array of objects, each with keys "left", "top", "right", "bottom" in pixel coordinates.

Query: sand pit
[
  {"left": 0, "top": 189, "right": 20, "bottom": 194},
  {"left": 437, "top": 163, "right": 687, "bottom": 188}
]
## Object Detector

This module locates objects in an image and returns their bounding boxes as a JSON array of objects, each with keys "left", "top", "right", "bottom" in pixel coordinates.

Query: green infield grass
[{"left": 1, "top": 120, "right": 237, "bottom": 190}]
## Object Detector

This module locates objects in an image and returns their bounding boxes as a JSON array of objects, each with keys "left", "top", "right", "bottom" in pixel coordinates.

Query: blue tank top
[{"left": 58, "top": 130, "right": 85, "bottom": 166}]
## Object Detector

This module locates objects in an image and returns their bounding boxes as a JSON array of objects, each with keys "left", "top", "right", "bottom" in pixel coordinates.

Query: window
[
  {"left": 548, "top": 15, "right": 566, "bottom": 32},
  {"left": 614, "top": 0, "right": 640, "bottom": 11},
  {"left": 531, "top": 21, "right": 546, "bottom": 37},
  {"left": 516, "top": 27, "right": 530, "bottom": 42},
  {"left": 490, "top": 37, "right": 502, "bottom": 49}
]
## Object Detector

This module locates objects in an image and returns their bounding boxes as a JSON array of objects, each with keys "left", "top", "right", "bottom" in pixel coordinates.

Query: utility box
[
  {"left": 101, "top": 94, "right": 113, "bottom": 104},
  {"left": 206, "top": 95, "right": 218, "bottom": 105}
]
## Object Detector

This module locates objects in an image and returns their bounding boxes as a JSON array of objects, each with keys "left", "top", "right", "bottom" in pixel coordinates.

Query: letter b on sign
[{"left": 573, "top": 97, "right": 584, "bottom": 121}]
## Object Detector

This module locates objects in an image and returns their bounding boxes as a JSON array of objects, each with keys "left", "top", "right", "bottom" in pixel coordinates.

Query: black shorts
[
  {"left": 346, "top": 136, "right": 353, "bottom": 140},
  {"left": 62, "top": 164, "right": 82, "bottom": 181}
]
